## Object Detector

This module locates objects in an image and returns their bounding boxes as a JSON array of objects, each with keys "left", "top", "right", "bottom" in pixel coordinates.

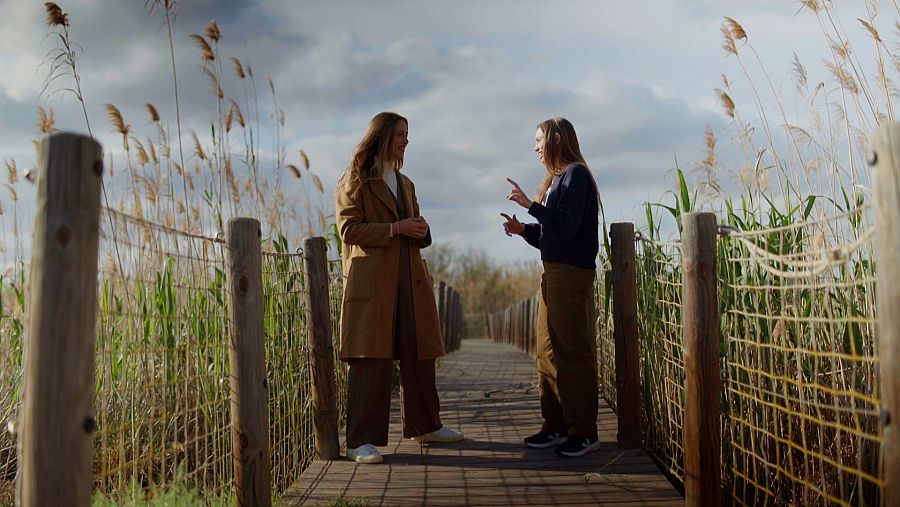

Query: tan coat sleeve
[{"left": 336, "top": 179, "right": 391, "bottom": 247}]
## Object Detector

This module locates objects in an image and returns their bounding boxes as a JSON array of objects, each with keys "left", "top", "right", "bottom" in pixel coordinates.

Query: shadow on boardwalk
[{"left": 280, "top": 339, "right": 682, "bottom": 506}]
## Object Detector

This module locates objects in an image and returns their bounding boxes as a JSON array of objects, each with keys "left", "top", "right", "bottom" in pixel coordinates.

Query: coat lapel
[
  {"left": 398, "top": 175, "right": 415, "bottom": 218},
  {"left": 367, "top": 178, "right": 399, "bottom": 219}
]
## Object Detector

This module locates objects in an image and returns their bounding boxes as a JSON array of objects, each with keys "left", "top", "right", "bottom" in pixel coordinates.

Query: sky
[{"left": 0, "top": 0, "right": 890, "bottom": 263}]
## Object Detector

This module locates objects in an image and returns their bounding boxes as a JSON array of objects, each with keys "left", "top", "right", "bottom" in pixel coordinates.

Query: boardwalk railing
[
  {"left": 488, "top": 124, "right": 899, "bottom": 505},
  {"left": 0, "top": 132, "right": 464, "bottom": 504}
]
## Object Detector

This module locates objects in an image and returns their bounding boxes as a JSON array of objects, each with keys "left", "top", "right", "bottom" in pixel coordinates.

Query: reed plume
[
  {"left": 190, "top": 130, "right": 206, "bottom": 161},
  {"left": 5, "top": 160, "right": 17, "bottom": 185},
  {"left": 37, "top": 107, "right": 56, "bottom": 133},
  {"left": 146, "top": 103, "right": 160, "bottom": 122},
  {"left": 205, "top": 20, "right": 221, "bottom": 43},
  {"left": 230, "top": 57, "right": 245, "bottom": 79},
  {"left": 104, "top": 104, "right": 130, "bottom": 136},
  {"left": 44, "top": 2, "right": 68, "bottom": 27},
  {"left": 299, "top": 150, "right": 310, "bottom": 169},
  {"left": 190, "top": 34, "right": 215, "bottom": 63}
]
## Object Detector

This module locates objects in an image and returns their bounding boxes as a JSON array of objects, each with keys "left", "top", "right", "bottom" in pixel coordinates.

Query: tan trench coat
[{"left": 335, "top": 172, "right": 444, "bottom": 360}]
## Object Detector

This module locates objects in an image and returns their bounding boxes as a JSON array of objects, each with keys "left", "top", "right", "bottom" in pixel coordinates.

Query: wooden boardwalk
[{"left": 281, "top": 339, "right": 682, "bottom": 506}]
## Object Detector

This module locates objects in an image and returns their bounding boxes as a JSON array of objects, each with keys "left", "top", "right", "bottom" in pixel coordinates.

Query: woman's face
[
  {"left": 390, "top": 120, "right": 409, "bottom": 162},
  {"left": 533, "top": 127, "right": 545, "bottom": 164}
]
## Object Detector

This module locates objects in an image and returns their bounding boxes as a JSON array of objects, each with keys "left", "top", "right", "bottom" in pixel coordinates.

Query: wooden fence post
[
  {"left": 303, "top": 237, "right": 341, "bottom": 460},
  {"left": 610, "top": 222, "right": 641, "bottom": 449},
  {"left": 873, "top": 125, "right": 900, "bottom": 499},
  {"left": 681, "top": 212, "right": 721, "bottom": 506},
  {"left": 453, "top": 291, "right": 460, "bottom": 350},
  {"left": 19, "top": 133, "right": 102, "bottom": 506},
  {"left": 438, "top": 281, "right": 447, "bottom": 346},
  {"left": 449, "top": 288, "right": 456, "bottom": 351},
  {"left": 455, "top": 291, "right": 460, "bottom": 349},
  {"left": 525, "top": 297, "right": 533, "bottom": 355},
  {"left": 226, "top": 218, "right": 271, "bottom": 507}
]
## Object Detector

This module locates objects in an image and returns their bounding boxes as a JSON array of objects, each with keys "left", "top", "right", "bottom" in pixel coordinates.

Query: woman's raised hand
[
  {"left": 500, "top": 213, "right": 525, "bottom": 236},
  {"left": 397, "top": 216, "right": 429, "bottom": 239},
  {"left": 506, "top": 178, "right": 533, "bottom": 209}
]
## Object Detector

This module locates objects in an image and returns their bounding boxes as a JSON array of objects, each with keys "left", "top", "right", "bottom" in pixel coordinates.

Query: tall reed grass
[{"left": 0, "top": 1, "right": 333, "bottom": 502}]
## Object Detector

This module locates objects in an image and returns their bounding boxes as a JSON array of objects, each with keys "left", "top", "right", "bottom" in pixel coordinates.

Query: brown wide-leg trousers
[{"left": 536, "top": 260, "right": 599, "bottom": 440}]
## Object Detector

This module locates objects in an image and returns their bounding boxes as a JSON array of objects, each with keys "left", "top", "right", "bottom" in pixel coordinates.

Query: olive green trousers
[{"left": 535, "top": 261, "right": 599, "bottom": 440}]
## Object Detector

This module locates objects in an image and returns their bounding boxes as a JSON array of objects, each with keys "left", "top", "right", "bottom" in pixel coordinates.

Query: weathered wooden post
[
  {"left": 451, "top": 291, "right": 459, "bottom": 351},
  {"left": 873, "top": 124, "right": 900, "bottom": 500},
  {"left": 610, "top": 222, "right": 641, "bottom": 448},
  {"left": 524, "top": 297, "right": 533, "bottom": 355},
  {"left": 438, "top": 281, "right": 447, "bottom": 346},
  {"left": 451, "top": 290, "right": 460, "bottom": 351},
  {"left": 303, "top": 237, "right": 341, "bottom": 460},
  {"left": 681, "top": 212, "right": 721, "bottom": 505},
  {"left": 226, "top": 218, "right": 272, "bottom": 506},
  {"left": 450, "top": 288, "right": 457, "bottom": 351},
  {"left": 19, "top": 133, "right": 102, "bottom": 507}
]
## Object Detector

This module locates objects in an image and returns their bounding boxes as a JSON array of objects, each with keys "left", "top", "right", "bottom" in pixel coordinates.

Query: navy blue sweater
[{"left": 520, "top": 163, "right": 599, "bottom": 269}]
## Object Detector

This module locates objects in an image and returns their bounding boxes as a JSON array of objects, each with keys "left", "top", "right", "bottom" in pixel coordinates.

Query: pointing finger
[
  {"left": 506, "top": 178, "right": 522, "bottom": 191},
  {"left": 500, "top": 213, "right": 512, "bottom": 221}
]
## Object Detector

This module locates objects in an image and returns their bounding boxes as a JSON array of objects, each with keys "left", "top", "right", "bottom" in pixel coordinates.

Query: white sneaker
[
  {"left": 347, "top": 444, "right": 383, "bottom": 464},
  {"left": 414, "top": 426, "right": 465, "bottom": 443}
]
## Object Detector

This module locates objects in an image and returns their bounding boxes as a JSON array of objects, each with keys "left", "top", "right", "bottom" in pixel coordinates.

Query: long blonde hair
[
  {"left": 534, "top": 117, "right": 589, "bottom": 200},
  {"left": 339, "top": 112, "right": 407, "bottom": 199}
]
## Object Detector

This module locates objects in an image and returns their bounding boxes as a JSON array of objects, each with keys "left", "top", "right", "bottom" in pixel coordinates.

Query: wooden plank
[
  {"left": 20, "top": 132, "right": 103, "bottom": 507},
  {"left": 226, "top": 218, "right": 272, "bottom": 506},
  {"left": 873, "top": 124, "right": 900, "bottom": 500},
  {"left": 303, "top": 236, "right": 340, "bottom": 460},
  {"left": 681, "top": 212, "right": 721, "bottom": 506},
  {"left": 280, "top": 339, "right": 681, "bottom": 506}
]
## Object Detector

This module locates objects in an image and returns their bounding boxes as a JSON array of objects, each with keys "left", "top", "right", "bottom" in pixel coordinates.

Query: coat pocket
[{"left": 344, "top": 256, "right": 375, "bottom": 302}]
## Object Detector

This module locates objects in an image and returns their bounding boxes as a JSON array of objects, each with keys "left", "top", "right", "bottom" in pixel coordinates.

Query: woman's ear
[{"left": 553, "top": 132, "right": 561, "bottom": 144}]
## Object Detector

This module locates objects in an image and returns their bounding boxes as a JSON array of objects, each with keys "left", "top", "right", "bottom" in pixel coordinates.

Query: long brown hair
[
  {"left": 534, "top": 117, "right": 590, "bottom": 201},
  {"left": 339, "top": 112, "right": 407, "bottom": 199}
]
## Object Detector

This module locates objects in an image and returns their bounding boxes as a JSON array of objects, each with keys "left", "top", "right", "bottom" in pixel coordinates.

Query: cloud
[{"left": 0, "top": 0, "right": 776, "bottom": 264}]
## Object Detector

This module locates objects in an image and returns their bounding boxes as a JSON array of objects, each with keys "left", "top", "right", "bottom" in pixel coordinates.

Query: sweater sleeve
[
  {"left": 526, "top": 165, "right": 591, "bottom": 245},
  {"left": 520, "top": 223, "right": 541, "bottom": 250}
]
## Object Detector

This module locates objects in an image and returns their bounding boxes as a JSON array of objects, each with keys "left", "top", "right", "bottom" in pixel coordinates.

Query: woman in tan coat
[{"left": 336, "top": 112, "right": 464, "bottom": 464}]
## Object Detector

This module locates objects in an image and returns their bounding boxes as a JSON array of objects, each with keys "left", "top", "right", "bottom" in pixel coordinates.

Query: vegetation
[
  {"left": 0, "top": 1, "right": 331, "bottom": 501},
  {"left": 596, "top": 2, "right": 891, "bottom": 503},
  {"left": 1, "top": 0, "right": 895, "bottom": 504},
  {"left": 423, "top": 243, "right": 542, "bottom": 337}
]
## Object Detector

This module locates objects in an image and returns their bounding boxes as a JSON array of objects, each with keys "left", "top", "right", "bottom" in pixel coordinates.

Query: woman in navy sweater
[{"left": 501, "top": 117, "right": 601, "bottom": 457}]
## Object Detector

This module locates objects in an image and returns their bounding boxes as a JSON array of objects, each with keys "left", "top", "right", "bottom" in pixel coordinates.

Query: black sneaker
[
  {"left": 524, "top": 431, "right": 568, "bottom": 449},
  {"left": 555, "top": 436, "right": 601, "bottom": 457}
]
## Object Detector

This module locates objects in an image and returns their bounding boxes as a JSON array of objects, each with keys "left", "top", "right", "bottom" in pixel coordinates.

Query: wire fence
[
  {"left": 0, "top": 266, "right": 24, "bottom": 505},
  {"left": 328, "top": 258, "right": 349, "bottom": 431},
  {"left": 488, "top": 208, "right": 885, "bottom": 504},
  {"left": 0, "top": 206, "right": 353, "bottom": 502},
  {"left": 634, "top": 236, "right": 686, "bottom": 483},
  {"left": 261, "top": 249, "right": 312, "bottom": 497},
  {"left": 92, "top": 208, "right": 233, "bottom": 500},
  {"left": 720, "top": 209, "right": 881, "bottom": 505},
  {"left": 595, "top": 262, "right": 616, "bottom": 412}
]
